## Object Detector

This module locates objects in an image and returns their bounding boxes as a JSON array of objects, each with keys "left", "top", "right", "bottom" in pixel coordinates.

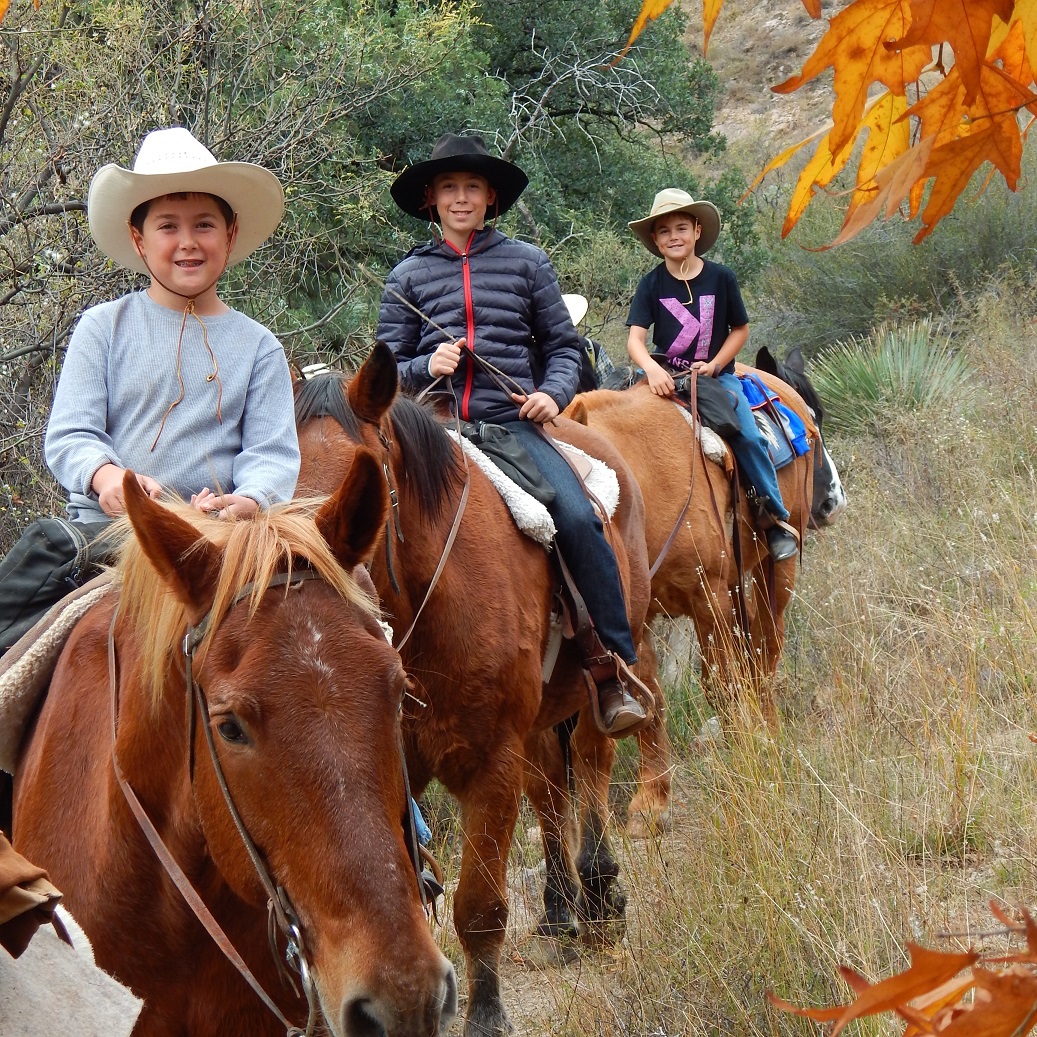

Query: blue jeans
[
  {"left": 716, "top": 372, "right": 789, "bottom": 522},
  {"left": 503, "top": 421, "right": 638, "bottom": 664}
]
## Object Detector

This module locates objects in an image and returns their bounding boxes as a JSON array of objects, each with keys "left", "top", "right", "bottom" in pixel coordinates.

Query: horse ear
[
  {"left": 755, "top": 346, "right": 777, "bottom": 375},
  {"left": 123, "top": 472, "right": 221, "bottom": 621},
  {"left": 348, "top": 341, "right": 398, "bottom": 424},
  {"left": 315, "top": 446, "right": 389, "bottom": 570},
  {"left": 785, "top": 347, "right": 806, "bottom": 375},
  {"left": 567, "top": 399, "right": 589, "bottom": 426}
]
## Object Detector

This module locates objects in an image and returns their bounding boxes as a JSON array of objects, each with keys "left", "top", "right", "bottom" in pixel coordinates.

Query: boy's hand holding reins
[
  {"left": 644, "top": 358, "right": 676, "bottom": 397},
  {"left": 191, "top": 489, "right": 259, "bottom": 520},
  {"left": 511, "top": 390, "right": 560, "bottom": 424},
  {"left": 429, "top": 338, "right": 464, "bottom": 377},
  {"left": 93, "top": 463, "right": 162, "bottom": 518}
]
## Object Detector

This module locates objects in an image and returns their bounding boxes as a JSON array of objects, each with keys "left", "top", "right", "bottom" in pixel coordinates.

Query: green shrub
[{"left": 811, "top": 318, "right": 975, "bottom": 435}]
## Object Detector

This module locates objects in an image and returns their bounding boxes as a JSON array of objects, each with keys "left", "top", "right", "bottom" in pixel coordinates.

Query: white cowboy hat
[
  {"left": 87, "top": 127, "right": 285, "bottom": 275},
  {"left": 562, "top": 293, "right": 588, "bottom": 327},
  {"left": 628, "top": 188, "right": 721, "bottom": 258}
]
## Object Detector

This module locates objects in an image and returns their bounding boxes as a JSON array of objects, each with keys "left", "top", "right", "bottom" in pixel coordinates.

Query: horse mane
[
  {"left": 109, "top": 496, "right": 380, "bottom": 700},
  {"left": 294, "top": 372, "right": 463, "bottom": 523}
]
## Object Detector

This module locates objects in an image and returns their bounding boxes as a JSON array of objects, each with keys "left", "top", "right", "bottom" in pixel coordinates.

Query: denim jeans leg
[
  {"left": 716, "top": 372, "right": 789, "bottom": 521},
  {"left": 504, "top": 421, "right": 638, "bottom": 663}
]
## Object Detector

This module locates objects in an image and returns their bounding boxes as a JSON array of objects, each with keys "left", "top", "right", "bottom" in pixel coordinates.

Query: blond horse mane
[{"left": 107, "top": 496, "right": 380, "bottom": 700}]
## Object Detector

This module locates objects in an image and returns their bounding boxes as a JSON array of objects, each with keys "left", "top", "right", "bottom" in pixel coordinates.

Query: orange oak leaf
[
  {"left": 989, "top": 13, "right": 1036, "bottom": 88},
  {"left": 782, "top": 124, "right": 858, "bottom": 237},
  {"left": 913, "top": 122, "right": 1019, "bottom": 242},
  {"left": 772, "top": 0, "right": 932, "bottom": 154},
  {"left": 801, "top": 0, "right": 822, "bottom": 16},
  {"left": 850, "top": 89, "right": 912, "bottom": 209},
  {"left": 769, "top": 943, "right": 979, "bottom": 1037},
  {"left": 703, "top": 0, "right": 723, "bottom": 52},
  {"left": 900, "top": 975, "right": 979, "bottom": 1036},
  {"left": 1007, "top": 0, "right": 1037, "bottom": 81},
  {"left": 0, "top": 0, "right": 8, "bottom": 20},
  {"left": 936, "top": 965, "right": 1037, "bottom": 1036},
  {"left": 613, "top": 0, "right": 677, "bottom": 65},
  {"left": 740, "top": 121, "right": 833, "bottom": 200},
  {"left": 894, "top": 0, "right": 1015, "bottom": 103}
]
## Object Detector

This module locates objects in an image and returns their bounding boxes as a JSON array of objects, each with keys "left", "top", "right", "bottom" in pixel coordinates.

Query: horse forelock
[
  {"left": 294, "top": 372, "right": 364, "bottom": 441},
  {"left": 114, "top": 498, "right": 380, "bottom": 702}
]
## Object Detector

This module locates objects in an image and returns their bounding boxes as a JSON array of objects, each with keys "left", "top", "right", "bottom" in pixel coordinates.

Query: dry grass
[{"left": 421, "top": 275, "right": 1037, "bottom": 1035}]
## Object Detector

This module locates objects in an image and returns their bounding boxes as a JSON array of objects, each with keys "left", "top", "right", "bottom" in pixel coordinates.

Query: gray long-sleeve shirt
[{"left": 45, "top": 291, "right": 300, "bottom": 523}]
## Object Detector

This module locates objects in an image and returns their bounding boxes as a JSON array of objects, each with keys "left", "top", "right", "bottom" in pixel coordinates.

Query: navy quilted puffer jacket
[{"left": 376, "top": 227, "right": 583, "bottom": 424}]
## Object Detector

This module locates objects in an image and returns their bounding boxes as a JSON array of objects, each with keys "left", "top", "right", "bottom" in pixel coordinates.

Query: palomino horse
[
  {"left": 294, "top": 342, "right": 652, "bottom": 1037},
  {"left": 13, "top": 460, "right": 457, "bottom": 1037},
  {"left": 567, "top": 353, "right": 843, "bottom": 828}
]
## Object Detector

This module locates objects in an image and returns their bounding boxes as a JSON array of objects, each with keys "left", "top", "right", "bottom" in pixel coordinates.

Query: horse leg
[
  {"left": 523, "top": 724, "right": 582, "bottom": 941},
  {"left": 569, "top": 716, "right": 626, "bottom": 942},
  {"left": 455, "top": 757, "right": 523, "bottom": 1037},
  {"left": 627, "top": 631, "right": 672, "bottom": 837},
  {"left": 690, "top": 567, "right": 743, "bottom": 723},
  {"left": 746, "top": 556, "right": 796, "bottom": 727}
]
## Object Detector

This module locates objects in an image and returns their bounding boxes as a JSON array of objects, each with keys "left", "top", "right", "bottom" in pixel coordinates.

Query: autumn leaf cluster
[
  {"left": 621, "top": 0, "right": 1037, "bottom": 247},
  {"left": 770, "top": 903, "right": 1037, "bottom": 1035}
]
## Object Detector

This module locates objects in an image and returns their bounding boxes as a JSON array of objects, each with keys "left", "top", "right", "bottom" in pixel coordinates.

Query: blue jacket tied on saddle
[{"left": 738, "top": 375, "right": 810, "bottom": 471}]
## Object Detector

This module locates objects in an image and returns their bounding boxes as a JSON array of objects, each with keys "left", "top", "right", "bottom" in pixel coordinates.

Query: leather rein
[{"left": 108, "top": 568, "right": 430, "bottom": 1037}]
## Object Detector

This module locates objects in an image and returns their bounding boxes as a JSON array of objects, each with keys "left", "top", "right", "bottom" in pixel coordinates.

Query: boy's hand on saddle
[
  {"left": 191, "top": 489, "right": 259, "bottom": 520},
  {"left": 429, "top": 338, "right": 464, "bottom": 377},
  {"left": 93, "top": 463, "right": 162, "bottom": 517},
  {"left": 512, "top": 390, "right": 560, "bottom": 424},
  {"left": 645, "top": 360, "right": 675, "bottom": 397}
]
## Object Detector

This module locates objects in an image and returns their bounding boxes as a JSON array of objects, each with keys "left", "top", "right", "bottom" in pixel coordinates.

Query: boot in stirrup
[{"left": 585, "top": 652, "right": 648, "bottom": 737}]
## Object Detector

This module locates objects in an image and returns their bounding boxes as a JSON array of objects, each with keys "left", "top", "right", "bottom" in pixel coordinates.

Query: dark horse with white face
[{"left": 14, "top": 459, "right": 457, "bottom": 1037}]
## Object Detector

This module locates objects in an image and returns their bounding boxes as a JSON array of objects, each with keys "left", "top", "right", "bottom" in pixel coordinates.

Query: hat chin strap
[{"left": 133, "top": 229, "right": 233, "bottom": 452}]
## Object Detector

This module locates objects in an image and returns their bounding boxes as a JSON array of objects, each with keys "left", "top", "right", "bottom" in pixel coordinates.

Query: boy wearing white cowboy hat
[
  {"left": 625, "top": 187, "right": 797, "bottom": 562},
  {"left": 377, "top": 131, "right": 649, "bottom": 735},
  {"left": 0, "top": 127, "right": 300, "bottom": 651}
]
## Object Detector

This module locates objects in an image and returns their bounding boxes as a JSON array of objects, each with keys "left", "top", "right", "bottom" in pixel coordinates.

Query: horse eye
[{"left": 216, "top": 718, "right": 248, "bottom": 744}]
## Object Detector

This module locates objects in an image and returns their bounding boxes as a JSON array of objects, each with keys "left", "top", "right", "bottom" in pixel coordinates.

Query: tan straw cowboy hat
[
  {"left": 628, "top": 188, "right": 721, "bottom": 258},
  {"left": 390, "top": 133, "right": 529, "bottom": 221},
  {"left": 88, "top": 127, "right": 285, "bottom": 275}
]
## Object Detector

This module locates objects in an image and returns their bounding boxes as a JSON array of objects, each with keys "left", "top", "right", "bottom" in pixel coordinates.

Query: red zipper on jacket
[{"left": 444, "top": 230, "right": 478, "bottom": 420}]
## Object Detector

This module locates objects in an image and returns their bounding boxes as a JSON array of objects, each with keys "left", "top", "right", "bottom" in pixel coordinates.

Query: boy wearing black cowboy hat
[
  {"left": 377, "top": 132, "right": 648, "bottom": 735},
  {"left": 626, "top": 188, "right": 798, "bottom": 562}
]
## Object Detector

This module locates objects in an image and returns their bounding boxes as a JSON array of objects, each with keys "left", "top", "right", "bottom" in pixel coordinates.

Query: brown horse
[
  {"left": 567, "top": 365, "right": 829, "bottom": 828},
  {"left": 13, "top": 458, "right": 457, "bottom": 1037},
  {"left": 293, "top": 342, "right": 652, "bottom": 1037}
]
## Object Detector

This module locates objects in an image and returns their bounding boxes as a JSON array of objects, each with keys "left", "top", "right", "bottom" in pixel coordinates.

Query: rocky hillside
[{"left": 683, "top": 0, "right": 831, "bottom": 159}]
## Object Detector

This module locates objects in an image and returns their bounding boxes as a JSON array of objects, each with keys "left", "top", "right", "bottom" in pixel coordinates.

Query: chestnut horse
[
  {"left": 568, "top": 356, "right": 842, "bottom": 828},
  {"left": 13, "top": 459, "right": 457, "bottom": 1037},
  {"left": 293, "top": 342, "right": 653, "bottom": 1037}
]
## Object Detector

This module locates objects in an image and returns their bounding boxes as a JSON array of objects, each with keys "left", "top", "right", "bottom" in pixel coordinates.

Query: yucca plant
[{"left": 810, "top": 318, "right": 975, "bottom": 435}]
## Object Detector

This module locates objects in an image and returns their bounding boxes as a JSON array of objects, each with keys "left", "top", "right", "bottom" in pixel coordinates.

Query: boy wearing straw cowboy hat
[
  {"left": 0, "top": 127, "right": 300, "bottom": 651},
  {"left": 625, "top": 187, "right": 798, "bottom": 562},
  {"left": 377, "top": 131, "right": 649, "bottom": 736}
]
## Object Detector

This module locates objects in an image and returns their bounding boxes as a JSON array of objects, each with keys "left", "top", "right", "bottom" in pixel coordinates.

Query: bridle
[{"left": 108, "top": 567, "right": 432, "bottom": 1037}]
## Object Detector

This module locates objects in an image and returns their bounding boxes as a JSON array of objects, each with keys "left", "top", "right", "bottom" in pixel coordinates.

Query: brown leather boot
[{"left": 585, "top": 653, "right": 648, "bottom": 736}]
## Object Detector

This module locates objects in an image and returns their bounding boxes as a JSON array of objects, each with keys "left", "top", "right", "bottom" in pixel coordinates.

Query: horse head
[
  {"left": 116, "top": 461, "right": 457, "bottom": 1036},
  {"left": 756, "top": 346, "right": 848, "bottom": 527}
]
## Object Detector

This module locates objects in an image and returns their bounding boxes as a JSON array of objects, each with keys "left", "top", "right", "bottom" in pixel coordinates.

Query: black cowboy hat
[{"left": 390, "top": 133, "right": 529, "bottom": 221}]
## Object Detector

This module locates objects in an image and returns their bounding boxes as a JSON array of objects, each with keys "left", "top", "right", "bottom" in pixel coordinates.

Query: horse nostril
[
  {"left": 344, "top": 998, "right": 386, "bottom": 1037},
  {"left": 441, "top": 962, "right": 459, "bottom": 1024}
]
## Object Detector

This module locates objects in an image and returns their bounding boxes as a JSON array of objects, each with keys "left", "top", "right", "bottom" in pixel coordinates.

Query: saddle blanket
[
  {"left": 0, "top": 578, "right": 113, "bottom": 775},
  {"left": 446, "top": 432, "right": 619, "bottom": 547},
  {"left": 738, "top": 374, "right": 810, "bottom": 470}
]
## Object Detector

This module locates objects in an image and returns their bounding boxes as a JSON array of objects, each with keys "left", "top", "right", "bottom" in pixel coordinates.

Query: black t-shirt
[{"left": 626, "top": 260, "right": 748, "bottom": 375}]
